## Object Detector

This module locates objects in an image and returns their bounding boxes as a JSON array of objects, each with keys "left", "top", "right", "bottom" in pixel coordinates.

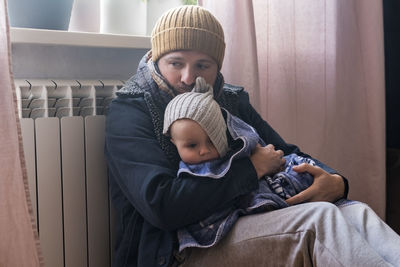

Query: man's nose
[{"left": 181, "top": 66, "right": 196, "bottom": 86}]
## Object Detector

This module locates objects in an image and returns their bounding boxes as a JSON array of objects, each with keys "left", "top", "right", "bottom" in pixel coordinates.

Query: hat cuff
[{"left": 152, "top": 27, "right": 225, "bottom": 69}]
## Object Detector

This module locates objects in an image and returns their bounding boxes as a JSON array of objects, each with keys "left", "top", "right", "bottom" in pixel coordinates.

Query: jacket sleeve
[
  {"left": 105, "top": 96, "right": 259, "bottom": 231},
  {"left": 236, "top": 91, "right": 349, "bottom": 198}
]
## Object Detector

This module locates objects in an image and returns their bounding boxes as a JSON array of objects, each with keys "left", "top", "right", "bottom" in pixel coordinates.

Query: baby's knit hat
[
  {"left": 151, "top": 5, "right": 225, "bottom": 69},
  {"left": 163, "top": 77, "right": 228, "bottom": 157}
]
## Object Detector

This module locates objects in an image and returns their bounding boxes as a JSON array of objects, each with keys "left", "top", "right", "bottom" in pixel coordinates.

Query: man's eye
[
  {"left": 197, "top": 64, "right": 209, "bottom": 70},
  {"left": 171, "top": 62, "right": 182, "bottom": 67}
]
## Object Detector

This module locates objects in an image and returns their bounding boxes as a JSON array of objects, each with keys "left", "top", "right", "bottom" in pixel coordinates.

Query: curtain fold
[
  {"left": 199, "top": 0, "right": 261, "bottom": 111},
  {"left": 200, "top": 0, "right": 386, "bottom": 218},
  {"left": 0, "top": 0, "right": 43, "bottom": 265}
]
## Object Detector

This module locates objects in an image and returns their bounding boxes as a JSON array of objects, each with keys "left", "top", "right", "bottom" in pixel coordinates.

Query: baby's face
[{"left": 170, "top": 119, "right": 220, "bottom": 164}]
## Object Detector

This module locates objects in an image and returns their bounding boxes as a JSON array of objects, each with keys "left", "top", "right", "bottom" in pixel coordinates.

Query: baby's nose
[{"left": 199, "top": 146, "right": 210, "bottom": 156}]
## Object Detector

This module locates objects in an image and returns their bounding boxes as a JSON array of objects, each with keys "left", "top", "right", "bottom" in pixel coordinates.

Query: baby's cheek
[{"left": 179, "top": 150, "right": 193, "bottom": 163}]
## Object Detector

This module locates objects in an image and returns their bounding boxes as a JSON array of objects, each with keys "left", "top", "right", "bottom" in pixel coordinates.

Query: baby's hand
[
  {"left": 193, "top": 77, "right": 213, "bottom": 94},
  {"left": 250, "top": 144, "right": 285, "bottom": 179}
]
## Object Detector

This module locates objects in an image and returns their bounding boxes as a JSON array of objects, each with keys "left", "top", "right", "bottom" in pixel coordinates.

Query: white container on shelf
[
  {"left": 100, "top": 0, "right": 146, "bottom": 36},
  {"left": 69, "top": 0, "right": 100, "bottom": 32}
]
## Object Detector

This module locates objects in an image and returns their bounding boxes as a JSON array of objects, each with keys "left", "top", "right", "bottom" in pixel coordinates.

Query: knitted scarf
[{"left": 117, "top": 52, "right": 243, "bottom": 167}]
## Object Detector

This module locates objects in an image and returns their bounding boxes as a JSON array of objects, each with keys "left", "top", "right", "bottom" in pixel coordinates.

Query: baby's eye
[{"left": 187, "top": 143, "right": 197, "bottom": 148}]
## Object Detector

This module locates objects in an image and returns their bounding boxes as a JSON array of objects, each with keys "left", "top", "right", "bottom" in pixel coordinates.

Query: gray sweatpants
[{"left": 178, "top": 202, "right": 400, "bottom": 266}]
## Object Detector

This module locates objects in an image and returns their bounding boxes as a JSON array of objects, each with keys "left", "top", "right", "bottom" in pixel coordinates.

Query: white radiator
[{"left": 16, "top": 79, "right": 122, "bottom": 267}]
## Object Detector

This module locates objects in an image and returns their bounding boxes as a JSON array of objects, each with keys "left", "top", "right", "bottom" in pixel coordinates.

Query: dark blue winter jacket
[{"left": 105, "top": 55, "right": 348, "bottom": 267}]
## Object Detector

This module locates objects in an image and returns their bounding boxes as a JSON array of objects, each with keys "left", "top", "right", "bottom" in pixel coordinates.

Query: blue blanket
[{"left": 177, "top": 110, "right": 317, "bottom": 251}]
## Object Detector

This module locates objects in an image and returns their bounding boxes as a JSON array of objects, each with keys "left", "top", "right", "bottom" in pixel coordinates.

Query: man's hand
[
  {"left": 285, "top": 163, "right": 345, "bottom": 205},
  {"left": 250, "top": 144, "right": 285, "bottom": 179}
]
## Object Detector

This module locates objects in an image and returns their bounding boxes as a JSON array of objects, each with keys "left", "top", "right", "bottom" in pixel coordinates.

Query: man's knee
[
  {"left": 296, "top": 201, "right": 340, "bottom": 219},
  {"left": 287, "top": 202, "right": 344, "bottom": 234},
  {"left": 301, "top": 201, "right": 338, "bottom": 210},
  {"left": 231, "top": 202, "right": 341, "bottom": 241}
]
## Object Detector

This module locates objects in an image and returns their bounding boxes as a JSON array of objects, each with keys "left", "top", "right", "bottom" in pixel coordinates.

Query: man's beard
[{"left": 174, "top": 83, "right": 194, "bottom": 94}]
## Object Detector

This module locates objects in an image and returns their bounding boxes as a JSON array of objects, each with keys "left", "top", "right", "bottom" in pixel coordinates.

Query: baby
[{"left": 163, "top": 77, "right": 317, "bottom": 251}]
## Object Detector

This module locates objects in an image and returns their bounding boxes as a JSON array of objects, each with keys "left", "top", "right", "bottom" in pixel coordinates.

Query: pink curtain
[
  {"left": 0, "top": 0, "right": 42, "bottom": 265},
  {"left": 200, "top": 0, "right": 386, "bottom": 218}
]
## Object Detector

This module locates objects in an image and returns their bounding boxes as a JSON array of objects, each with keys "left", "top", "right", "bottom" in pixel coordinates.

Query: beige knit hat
[
  {"left": 151, "top": 5, "right": 225, "bottom": 69},
  {"left": 163, "top": 77, "right": 228, "bottom": 157}
]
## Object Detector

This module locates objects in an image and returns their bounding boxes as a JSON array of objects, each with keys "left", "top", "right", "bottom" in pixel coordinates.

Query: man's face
[
  {"left": 170, "top": 119, "right": 220, "bottom": 164},
  {"left": 157, "top": 50, "right": 219, "bottom": 94}
]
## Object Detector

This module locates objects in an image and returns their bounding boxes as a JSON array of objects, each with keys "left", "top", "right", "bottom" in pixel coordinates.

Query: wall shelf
[
  {"left": 10, "top": 27, "right": 149, "bottom": 80},
  {"left": 10, "top": 27, "right": 151, "bottom": 49}
]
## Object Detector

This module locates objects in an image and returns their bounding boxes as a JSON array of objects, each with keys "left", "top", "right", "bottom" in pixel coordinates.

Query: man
[{"left": 105, "top": 5, "right": 400, "bottom": 267}]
